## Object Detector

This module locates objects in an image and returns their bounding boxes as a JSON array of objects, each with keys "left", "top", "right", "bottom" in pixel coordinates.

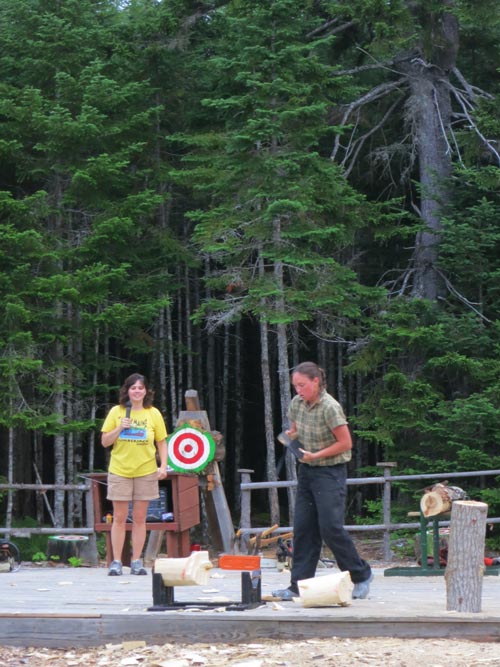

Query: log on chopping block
[
  {"left": 445, "top": 500, "right": 488, "bottom": 613},
  {"left": 154, "top": 550, "right": 213, "bottom": 587},
  {"left": 420, "top": 482, "right": 467, "bottom": 517},
  {"left": 297, "top": 571, "right": 353, "bottom": 607}
]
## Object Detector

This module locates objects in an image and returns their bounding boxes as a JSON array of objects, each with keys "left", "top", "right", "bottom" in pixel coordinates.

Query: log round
[
  {"left": 420, "top": 483, "right": 466, "bottom": 517},
  {"left": 154, "top": 550, "right": 213, "bottom": 586},
  {"left": 445, "top": 500, "right": 488, "bottom": 613},
  {"left": 297, "top": 571, "right": 353, "bottom": 607}
]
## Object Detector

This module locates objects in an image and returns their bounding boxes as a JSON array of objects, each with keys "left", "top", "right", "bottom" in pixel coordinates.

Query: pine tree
[{"left": 172, "top": 0, "right": 384, "bottom": 508}]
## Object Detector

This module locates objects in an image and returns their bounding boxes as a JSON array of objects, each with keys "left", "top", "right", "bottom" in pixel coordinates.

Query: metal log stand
[
  {"left": 384, "top": 511, "right": 500, "bottom": 577},
  {"left": 148, "top": 569, "right": 262, "bottom": 612}
]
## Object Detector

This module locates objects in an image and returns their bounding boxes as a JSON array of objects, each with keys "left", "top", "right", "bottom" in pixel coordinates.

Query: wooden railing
[
  {"left": 238, "top": 464, "right": 500, "bottom": 561},
  {"left": 0, "top": 482, "right": 94, "bottom": 537}
]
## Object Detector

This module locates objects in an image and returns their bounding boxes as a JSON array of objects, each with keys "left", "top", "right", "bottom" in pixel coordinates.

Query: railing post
[
  {"left": 238, "top": 469, "right": 254, "bottom": 530},
  {"left": 377, "top": 462, "right": 397, "bottom": 562},
  {"left": 238, "top": 469, "right": 254, "bottom": 555},
  {"left": 84, "top": 482, "right": 99, "bottom": 566}
]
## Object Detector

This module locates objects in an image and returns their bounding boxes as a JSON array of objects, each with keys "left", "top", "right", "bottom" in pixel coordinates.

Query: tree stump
[
  {"left": 47, "top": 535, "right": 89, "bottom": 564},
  {"left": 445, "top": 500, "right": 488, "bottom": 613}
]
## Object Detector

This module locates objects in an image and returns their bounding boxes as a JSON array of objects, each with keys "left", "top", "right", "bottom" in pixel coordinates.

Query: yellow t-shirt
[{"left": 101, "top": 405, "right": 168, "bottom": 478}]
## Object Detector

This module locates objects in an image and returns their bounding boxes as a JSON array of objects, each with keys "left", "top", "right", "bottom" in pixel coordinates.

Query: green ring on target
[{"left": 167, "top": 423, "right": 216, "bottom": 473}]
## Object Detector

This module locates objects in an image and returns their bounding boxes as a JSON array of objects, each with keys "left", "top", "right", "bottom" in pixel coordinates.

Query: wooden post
[
  {"left": 238, "top": 469, "right": 254, "bottom": 530},
  {"left": 377, "top": 462, "right": 397, "bottom": 562},
  {"left": 177, "top": 390, "right": 235, "bottom": 553},
  {"left": 445, "top": 500, "right": 488, "bottom": 613}
]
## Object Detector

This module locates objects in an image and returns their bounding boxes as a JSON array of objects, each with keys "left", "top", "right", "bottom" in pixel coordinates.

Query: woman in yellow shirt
[{"left": 101, "top": 373, "right": 168, "bottom": 576}]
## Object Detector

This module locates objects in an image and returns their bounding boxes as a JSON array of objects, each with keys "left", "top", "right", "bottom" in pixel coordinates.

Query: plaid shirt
[{"left": 289, "top": 390, "right": 351, "bottom": 467}]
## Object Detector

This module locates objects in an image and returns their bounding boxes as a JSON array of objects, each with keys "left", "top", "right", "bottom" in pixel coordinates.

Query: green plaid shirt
[{"left": 289, "top": 390, "right": 351, "bottom": 467}]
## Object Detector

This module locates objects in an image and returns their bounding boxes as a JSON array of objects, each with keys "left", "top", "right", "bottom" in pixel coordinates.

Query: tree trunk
[
  {"left": 176, "top": 274, "right": 184, "bottom": 417},
  {"left": 53, "top": 346, "right": 66, "bottom": 527},
  {"left": 272, "top": 218, "right": 297, "bottom": 519},
  {"left": 219, "top": 323, "right": 230, "bottom": 480},
  {"left": 204, "top": 258, "right": 216, "bottom": 428},
  {"left": 259, "top": 315, "right": 280, "bottom": 527},
  {"left": 185, "top": 265, "right": 194, "bottom": 390},
  {"left": 155, "top": 307, "right": 168, "bottom": 418},
  {"left": 87, "top": 326, "right": 100, "bottom": 472},
  {"left": 6, "top": 421, "right": 14, "bottom": 535},
  {"left": 258, "top": 252, "right": 280, "bottom": 526},
  {"left": 445, "top": 500, "right": 488, "bottom": 613},
  {"left": 232, "top": 321, "right": 243, "bottom": 506},
  {"left": 405, "top": 6, "right": 459, "bottom": 300},
  {"left": 34, "top": 431, "right": 44, "bottom": 523},
  {"left": 277, "top": 317, "right": 297, "bottom": 523},
  {"left": 166, "top": 303, "right": 177, "bottom": 427}
]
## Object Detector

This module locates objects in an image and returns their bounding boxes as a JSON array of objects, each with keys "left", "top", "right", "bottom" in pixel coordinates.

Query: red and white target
[{"left": 167, "top": 424, "right": 215, "bottom": 473}]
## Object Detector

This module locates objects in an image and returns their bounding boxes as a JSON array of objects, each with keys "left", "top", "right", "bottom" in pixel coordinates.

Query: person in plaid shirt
[{"left": 273, "top": 361, "right": 373, "bottom": 601}]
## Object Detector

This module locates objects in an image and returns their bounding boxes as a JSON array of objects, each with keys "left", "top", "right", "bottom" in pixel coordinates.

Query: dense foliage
[{"left": 1, "top": 0, "right": 500, "bottom": 533}]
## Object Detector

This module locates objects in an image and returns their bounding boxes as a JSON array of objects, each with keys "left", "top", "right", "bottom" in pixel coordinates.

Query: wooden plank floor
[{"left": 2, "top": 564, "right": 500, "bottom": 647}]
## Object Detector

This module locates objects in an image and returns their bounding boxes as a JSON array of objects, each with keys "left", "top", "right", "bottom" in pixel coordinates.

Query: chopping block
[{"left": 148, "top": 550, "right": 262, "bottom": 612}]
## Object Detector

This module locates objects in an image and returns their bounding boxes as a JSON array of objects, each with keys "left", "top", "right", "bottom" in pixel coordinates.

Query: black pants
[{"left": 291, "top": 463, "right": 371, "bottom": 587}]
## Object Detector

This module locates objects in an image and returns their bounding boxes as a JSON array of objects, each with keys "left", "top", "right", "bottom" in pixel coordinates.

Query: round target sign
[{"left": 167, "top": 424, "right": 216, "bottom": 473}]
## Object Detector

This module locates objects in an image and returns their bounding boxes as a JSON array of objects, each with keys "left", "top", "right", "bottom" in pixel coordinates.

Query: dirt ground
[{"left": 2, "top": 637, "right": 500, "bottom": 667}]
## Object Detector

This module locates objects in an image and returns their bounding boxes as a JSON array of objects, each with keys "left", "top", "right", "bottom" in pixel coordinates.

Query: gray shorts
[{"left": 107, "top": 471, "right": 159, "bottom": 501}]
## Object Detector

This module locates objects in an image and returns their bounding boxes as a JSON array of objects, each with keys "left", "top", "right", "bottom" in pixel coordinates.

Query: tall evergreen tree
[{"left": 172, "top": 0, "right": 384, "bottom": 516}]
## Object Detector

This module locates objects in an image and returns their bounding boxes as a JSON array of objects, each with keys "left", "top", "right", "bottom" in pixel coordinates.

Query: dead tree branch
[
  {"left": 447, "top": 83, "right": 500, "bottom": 165},
  {"left": 307, "top": 19, "right": 355, "bottom": 39},
  {"left": 343, "top": 95, "right": 404, "bottom": 177},
  {"left": 437, "top": 269, "right": 492, "bottom": 323},
  {"left": 330, "top": 78, "right": 407, "bottom": 161}
]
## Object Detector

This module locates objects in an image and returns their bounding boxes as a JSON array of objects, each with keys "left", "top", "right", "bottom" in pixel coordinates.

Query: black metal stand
[{"left": 148, "top": 569, "right": 262, "bottom": 611}]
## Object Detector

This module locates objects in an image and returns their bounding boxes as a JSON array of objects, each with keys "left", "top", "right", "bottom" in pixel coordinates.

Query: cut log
[
  {"left": 297, "top": 571, "right": 353, "bottom": 607},
  {"left": 420, "top": 483, "right": 467, "bottom": 517},
  {"left": 154, "top": 550, "right": 213, "bottom": 586},
  {"left": 445, "top": 500, "right": 488, "bottom": 613}
]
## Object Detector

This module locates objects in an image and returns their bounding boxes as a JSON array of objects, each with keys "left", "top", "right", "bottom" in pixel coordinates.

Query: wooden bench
[{"left": 88, "top": 472, "right": 200, "bottom": 566}]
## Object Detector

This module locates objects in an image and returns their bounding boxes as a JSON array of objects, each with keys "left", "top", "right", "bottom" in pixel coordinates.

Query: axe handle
[
  {"left": 259, "top": 531, "right": 293, "bottom": 547},
  {"left": 248, "top": 523, "right": 280, "bottom": 546}
]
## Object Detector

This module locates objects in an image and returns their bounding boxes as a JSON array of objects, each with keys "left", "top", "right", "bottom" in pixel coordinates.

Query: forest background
[{"left": 1, "top": 0, "right": 500, "bottom": 545}]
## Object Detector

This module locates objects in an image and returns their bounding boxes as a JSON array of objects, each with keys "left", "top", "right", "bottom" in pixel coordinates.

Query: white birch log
[
  {"left": 154, "top": 550, "right": 213, "bottom": 586},
  {"left": 420, "top": 483, "right": 466, "bottom": 517},
  {"left": 445, "top": 500, "right": 488, "bottom": 613},
  {"left": 297, "top": 571, "right": 353, "bottom": 607}
]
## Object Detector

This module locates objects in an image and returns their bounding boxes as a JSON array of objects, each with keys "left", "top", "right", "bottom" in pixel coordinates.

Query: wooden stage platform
[{"left": 2, "top": 564, "right": 500, "bottom": 648}]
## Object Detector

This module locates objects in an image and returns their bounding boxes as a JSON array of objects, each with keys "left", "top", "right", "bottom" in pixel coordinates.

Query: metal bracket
[{"left": 148, "top": 569, "right": 262, "bottom": 611}]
